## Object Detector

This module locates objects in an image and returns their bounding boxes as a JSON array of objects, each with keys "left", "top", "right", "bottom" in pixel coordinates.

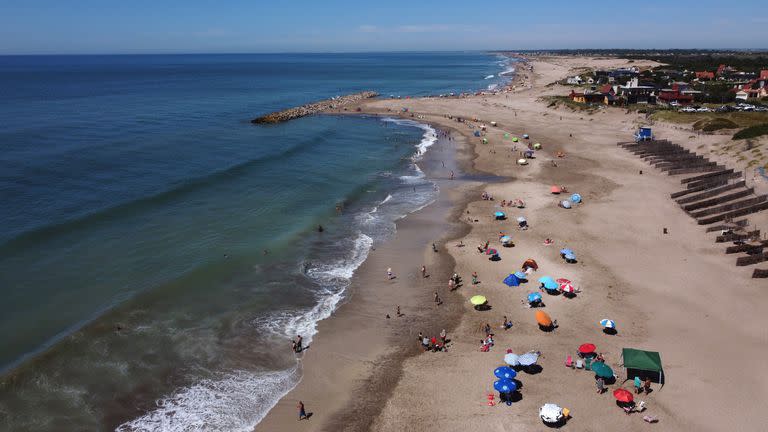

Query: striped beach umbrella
[
  {"left": 600, "top": 319, "right": 616, "bottom": 329},
  {"left": 560, "top": 282, "right": 576, "bottom": 294},
  {"left": 555, "top": 278, "right": 571, "bottom": 284}
]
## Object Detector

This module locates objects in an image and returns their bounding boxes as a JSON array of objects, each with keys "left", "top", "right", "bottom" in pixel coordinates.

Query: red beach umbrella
[
  {"left": 550, "top": 185, "right": 562, "bottom": 194},
  {"left": 560, "top": 282, "right": 576, "bottom": 293},
  {"left": 485, "top": 248, "right": 498, "bottom": 255},
  {"left": 578, "top": 343, "right": 596, "bottom": 354},
  {"left": 613, "top": 388, "right": 634, "bottom": 403}
]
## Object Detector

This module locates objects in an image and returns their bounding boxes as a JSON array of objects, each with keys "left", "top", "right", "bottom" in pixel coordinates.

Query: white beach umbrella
[
  {"left": 504, "top": 352, "right": 520, "bottom": 366},
  {"left": 539, "top": 403, "right": 563, "bottom": 423},
  {"left": 517, "top": 351, "right": 540, "bottom": 366}
]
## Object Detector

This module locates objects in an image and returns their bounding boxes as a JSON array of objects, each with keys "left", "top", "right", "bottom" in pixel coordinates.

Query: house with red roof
[
  {"left": 695, "top": 71, "right": 715, "bottom": 80},
  {"left": 658, "top": 84, "right": 694, "bottom": 106}
]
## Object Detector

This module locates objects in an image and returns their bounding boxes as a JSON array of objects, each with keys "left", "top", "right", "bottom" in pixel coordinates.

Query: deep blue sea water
[{"left": 0, "top": 52, "right": 513, "bottom": 431}]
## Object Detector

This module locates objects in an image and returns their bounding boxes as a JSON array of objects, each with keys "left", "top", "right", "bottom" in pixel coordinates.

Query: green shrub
[
  {"left": 733, "top": 123, "right": 768, "bottom": 140},
  {"left": 693, "top": 118, "right": 739, "bottom": 131}
]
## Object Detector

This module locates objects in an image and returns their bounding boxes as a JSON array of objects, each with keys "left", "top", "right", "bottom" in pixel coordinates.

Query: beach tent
[
  {"left": 533, "top": 143, "right": 542, "bottom": 150},
  {"left": 522, "top": 258, "right": 538, "bottom": 270},
  {"left": 535, "top": 310, "right": 552, "bottom": 327},
  {"left": 550, "top": 185, "right": 562, "bottom": 194},
  {"left": 571, "top": 193, "right": 582, "bottom": 203},
  {"left": 621, "top": 348, "right": 664, "bottom": 384},
  {"left": 527, "top": 292, "right": 542, "bottom": 303},
  {"left": 503, "top": 274, "right": 522, "bottom": 287}
]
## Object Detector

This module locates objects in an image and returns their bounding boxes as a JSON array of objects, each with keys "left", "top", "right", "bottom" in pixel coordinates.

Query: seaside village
[{"left": 565, "top": 64, "right": 768, "bottom": 110}]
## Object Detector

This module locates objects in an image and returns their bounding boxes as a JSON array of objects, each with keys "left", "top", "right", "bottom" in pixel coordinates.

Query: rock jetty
[{"left": 251, "top": 91, "right": 379, "bottom": 124}]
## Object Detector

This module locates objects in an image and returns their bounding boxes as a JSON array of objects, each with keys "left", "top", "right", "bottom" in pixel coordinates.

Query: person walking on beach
[
  {"left": 421, "top": 265, "right": 427, "bottom": 278},
  {"left": 434, "top": 291, "right": 442, "bottom": 305},
  {"left": 472, "top": 271, "right": 478, "bottom": 285},
  {"left": 387, "top": 267, "right": 394, "bottom": 280},
  {"left": 298, "top": 401, "right": 308, "bottom": 420},
  {"left": 396, "top": 305, "right": 402, "bottom": 317},
  {"left": 596, "top": 377, "right": 605, "bottom": 394},
  {"left": 447, "top": 278, "right": 455, "bottom": 291}
]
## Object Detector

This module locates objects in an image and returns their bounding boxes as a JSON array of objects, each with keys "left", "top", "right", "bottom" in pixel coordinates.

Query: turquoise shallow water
[{"left": 0, "top": 52, "right": 514, "bottom": 431}]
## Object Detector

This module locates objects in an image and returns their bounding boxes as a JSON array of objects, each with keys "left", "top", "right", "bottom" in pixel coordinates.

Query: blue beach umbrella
[
  {"left": 493, "top": 379, "right": 517, "bottom": 394},
  {"left": 542, "top": 280, "right": 559, "bottom": 290},
  {"left": 513, "top": 271, "right": 527, "bottom": 280},
  {"left": 528, "top": 292, "right": 542, "bottom": 303},
  {"left": 494, "top": 211, "right": 506, "bottom": 218},
  {"left": 564, "top": 253, "right": 576, "bottom": 261},
  {"left": 538, "top": 276, "right": 555, "bottom": 285},
  {"left": 523, "top": 134, "right": 529, "bottom": 139},
  {"left": 571, "top": 193, "right": 582, "bottom": 203},
  {"left": 503, "top": 274, "right": 521, "bottom": 287},
  {"left": 560, "top": 248, "right": 574, "bottom": 256},
  {"left": 494, "top": 366, "right": 517, "bottom": 380},
  {"left": 600, "top": 319, "right": 616, "bottom": 329},
  {"left": 500, "top": 235, "right": 512, "bottom": 244}
]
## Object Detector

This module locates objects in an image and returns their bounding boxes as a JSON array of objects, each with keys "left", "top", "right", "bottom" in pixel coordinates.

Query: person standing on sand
[
  {"left": 596, "top": 377, "right": 605, "bottom": 394},
  {"left": 421, "top": 265, "right": 427, "bottom": 278},
  {"left": 387, "top": 267, "right": 394, "bottom": 280},
  {"left": 471, "top": 271, "right": 478, "bottom": 284},
  {"left": 440, "top": 328, "right": 447, "bottom": 344},
  {"left": 298, "top": 401, "right": 307, "bottom": 420},
  {"left": 448, "top": 278, "right": 455, "bottom": 291}
]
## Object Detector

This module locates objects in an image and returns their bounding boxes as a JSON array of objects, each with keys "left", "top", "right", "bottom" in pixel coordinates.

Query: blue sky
[{"left": 1, "top": 0, "right": 766, "bottom": 54}]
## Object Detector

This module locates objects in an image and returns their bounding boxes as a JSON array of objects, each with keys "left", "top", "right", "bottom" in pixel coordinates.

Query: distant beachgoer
[
  {"left": 421, "top": 265, "right": 427, "bottom": 278},
  {"left": 387, "top": 268, "right": 394, "bottom": 279},
  {"left": 295, "top": 335, "right": 303, "bottom": 353},
  {"left": 440, "top": 328, "right": 447, "bottom": 343},
  {"left": 644, "top": 378, "right": 652, "bottom": 394},
  {"left": 634, "top": 376, "right": 643, "bottom": 394},
  {"left": 297, "top": 401, "right": 307, "bottom": 420},
  {"left": 483, "top": 322, "right": 492, "bottom": 336},
  {"left": 450, "top": 170, "right": 454, "bottom": 180},
  {"left": 502, "top": 316, "right": 512, "bottom": 330},
  {"left": 596, "top": 377, "right": 605, "bottom": 394},
  {"left": 448, "top": 279, "right": 455, "bottom": 290},
  {"left": 432, "top": 243, "right": 438, "bottom": 252},
  {"left": 418, "top": 331, "right": 423, "bottom": 342},
  {"left": 422, "top": 336, "right": 430, "bottom": 350},
  {"left": 484, "top": 240, "right": 489, "bottom": 250},
  {"left": 472, "top": 271, "right": 478, "bottom": 285},
  {"left": 317, "top": 225, "right": 324, "bottom": 233}
]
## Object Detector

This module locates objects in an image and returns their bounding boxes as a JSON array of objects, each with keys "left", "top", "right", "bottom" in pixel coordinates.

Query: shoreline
[{"left": 258, "top": 54, "right": 767, "bottom": 431}]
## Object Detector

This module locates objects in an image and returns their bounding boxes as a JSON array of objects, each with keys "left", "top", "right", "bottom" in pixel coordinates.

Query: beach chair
[
  {"left": 575, "top": 359, "right": 584, "bottom": 369},
  {"left": 643, "top": 415, "right": 659, "bottom": 423},
  {"left": 565, "top": 355, "right": 573, "bottom": 368}
]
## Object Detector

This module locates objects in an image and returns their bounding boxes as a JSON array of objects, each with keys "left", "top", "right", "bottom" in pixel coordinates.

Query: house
[
  {"left": 695, "top": 71, "right": 715, "bottom": 81},
  {"left": 658, "top": 84, "right": 694, "bottom": 106},
  {"left": 735, "top": 90, "right": 749, "bottom": 101},
  {"left": 618, "top": 77, "right": 656, "bottom": 104},
  {"left": 568, "top": 87, "right": 618, "bottom": 105},
  {"left": 566, "top": 76, "right": 584, "bottom": 85},
  {"left": 761, "top": 70, "right": 768, "bottom": 80}
]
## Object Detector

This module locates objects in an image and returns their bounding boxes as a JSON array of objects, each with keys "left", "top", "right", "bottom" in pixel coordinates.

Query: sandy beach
[{"left": 256, "top": 55, "right": 768, "bottom": 432}]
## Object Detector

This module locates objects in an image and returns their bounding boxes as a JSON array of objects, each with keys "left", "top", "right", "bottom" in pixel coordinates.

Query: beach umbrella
[
  {"left": 571, "top": 193, "right": 582, "bottom": 203},
  {"left": 485, "top": 248, "right": 498, "bottom": 256},
  {"left": 527, "top": 292, "right": 542, "bottom": 303},
  {"left": 517, "top": 158, "right": 528, "bottom": 165},
  {"left": 564, "top": 253, "right": 576, "bottom": 261},
  {"left": 600, "top": 318, "right": 616, "bottom": 329},
  {"left": 518, "top": 351, "right": 540, "bottom": 366},
  {"left": 503, "top": 274, "right": 521, "bottom": 287},
  {"left": 560, "top": 282, "right": 576, "bottom": 293},
  {"left": 504, "top": 133, "right": 510, "bottom": 138},
  {"left": 522, "top": 259, "right": 538, "bottom": 270},
  {"left": 542, "top": 280, "right": 559, "bottom": 290},
  {"left": 493, "top": 379, "right": 517, "bottom": 393},
  {"left": 559, "top": 248, "right": 574, "bottom": 256},
  {"left": 561, "top": 200, "right": 572, "bottom": 209},
  {"left": 523, "top": 134, "right": 529, "bottom": 139},
  {"left": 494, "top": 366, "right": 517, "bottom": 380},
  {"left": 516, "top": 216, "right": 526, "bottom": 223},
  {"left": 538, "top": 276, "right": 556, "bottom": 285},
  {"left": 550, "top": 185, "right": 562, "bottom": 194},
  {"left": 504, "top": 352, "right": 520, "bottom": 366},
  {"left": 524, "top": 150, "right": 535, "bottom": 157},
  {"left": 591, "top": 362, "right": 614, "bottom": 379},
  {"left": 514, "top": 271, "right": 528, "bottom": 279},
  {"left": 470, "top": 295, "right": 487, "bottom": 306},
  {"left": 578, "top": 343, "right": 596, "bottom": 355},
  {"left": 494, "top": 211, "right": 506, "bottom": 218},
  {"left": 500, "top": 235, "right": 512, "bottom": 244},
  {"left": 533, "top": 142, "right": 542, "bottom": 150},
  {"left": 613, "top": 388, "right": 634, "bottom": 403},
  {"left": 556, "top": 277, "right": 571, "bottom": 284},
  {"left": 539, "top": 404, "right": 563, "bottom": 423},
  {"left": 535, "top": 310, "right": 552, "bottom": 327},
  {"left": 512, "top": 137, "right": 519, "bottom": 142}
]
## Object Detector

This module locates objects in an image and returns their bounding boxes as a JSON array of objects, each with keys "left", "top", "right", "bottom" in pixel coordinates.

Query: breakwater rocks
[{"left": 251, "top": 91, "right": 379, "bottom": 124}]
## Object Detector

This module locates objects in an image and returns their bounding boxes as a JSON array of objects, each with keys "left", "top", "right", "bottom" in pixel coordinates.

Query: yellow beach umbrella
[{"left": 470, "top": 295, "right": 487, "bottom": 306}]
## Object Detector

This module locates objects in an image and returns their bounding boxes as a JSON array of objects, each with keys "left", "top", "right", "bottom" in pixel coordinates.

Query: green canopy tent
[{"left": 621, "top": 348, "right": 664, "bottom": 385}]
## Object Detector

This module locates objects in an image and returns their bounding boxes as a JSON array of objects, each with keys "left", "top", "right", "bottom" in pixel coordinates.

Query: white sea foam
[
  {"left": 380, "top": 117, "right": 437, "bottom": 160},
  {"left": 484, "top": 74, "right": 495, "bottom": 80},
  {"left": 379, "top": 194, "right": 393, "bottom": 206}
]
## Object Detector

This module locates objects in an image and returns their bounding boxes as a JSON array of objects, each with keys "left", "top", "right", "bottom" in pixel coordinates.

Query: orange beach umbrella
[
  {"left": 550, "top": 185, "right": 562, "bottom": 194},
  {"left": 522, "top": 258, "right": 538, "bottom": 270},
  {"left": 535, "top": 310, "right": 552, "bottom": 327},
  {"left": 613, "top": 388, "right": 634, "bottom": 403}
]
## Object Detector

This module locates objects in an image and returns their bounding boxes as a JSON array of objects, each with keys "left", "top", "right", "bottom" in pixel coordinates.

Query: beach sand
[{"left": 256, "top": 56, "right": 768, "bottom": 431}]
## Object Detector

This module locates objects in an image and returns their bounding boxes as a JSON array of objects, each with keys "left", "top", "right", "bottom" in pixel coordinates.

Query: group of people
[
  {"left": 479, "top": 322, "right": 495, "bottom": 352},
  {"left": 481, "top": 191, "right": 494, "bottom": 201},
  {"left": 499, "top": 198, "right": 525, "bottom": 208},
  {"left": 418, "top": 330, "right": 448, "bottom": 352}
]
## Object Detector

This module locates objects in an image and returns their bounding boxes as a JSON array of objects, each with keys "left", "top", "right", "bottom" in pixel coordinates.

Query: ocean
[{"left": 0, "top": 52, "right": 514, "bottom": 431}]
